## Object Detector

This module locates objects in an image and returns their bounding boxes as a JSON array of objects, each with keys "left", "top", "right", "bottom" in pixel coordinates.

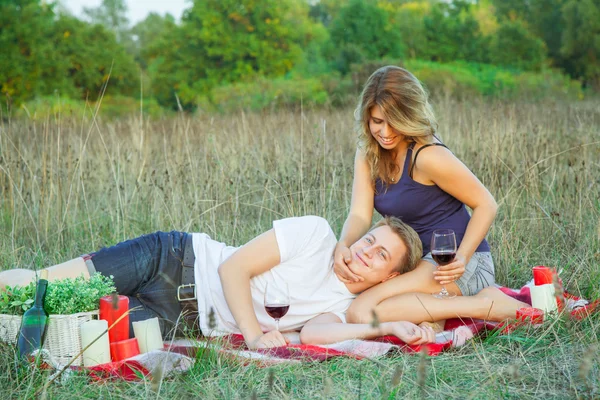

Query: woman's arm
[
  {"left": 346, "top": 260, "right": 450, "bottom": 323},
  {"left": 334, "top": 149, "right": 376, "bottom": 283},
  {"left": 299, "top": 312, "right": 435, "bottom": 345},
  {"left": 415, "top": 146, "right": 498, "bottom": 284}
]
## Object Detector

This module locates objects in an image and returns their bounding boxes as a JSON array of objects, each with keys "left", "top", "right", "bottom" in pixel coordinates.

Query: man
[{"left": 0, "top": 216, "right": 436, "bottom": 348}]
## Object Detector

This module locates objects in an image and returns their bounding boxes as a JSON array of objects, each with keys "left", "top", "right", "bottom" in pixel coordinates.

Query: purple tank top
[{"left": 374, "top": 145, "right": 490, "bottom": 256}]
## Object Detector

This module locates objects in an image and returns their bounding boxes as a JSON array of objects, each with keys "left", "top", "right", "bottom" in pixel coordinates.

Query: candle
[
  {"left": 80, "top": 320, "right": 111, "bottom": 367},
  {"left": 531, "top": 284, "right": 558, "bottom": 313},
  {"left": 532, "top": 266, "right": 555, "bottom": 286},
  {"left": 516, "top": 307, "right": 544, "bottom": 324},
  {"left": 132, "top": 317, "right": 164, "bottom": 354},
  {"left": 99, "top": 295, "right": 129, "bottom": 343},
  {"left": 110, "top": 338, "right": 140, "bottom": 362}
]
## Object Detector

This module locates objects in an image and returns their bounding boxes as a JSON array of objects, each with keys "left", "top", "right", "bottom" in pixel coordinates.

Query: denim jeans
[{"left": 89, "top": 231, "right": 189, "bottom": 338}]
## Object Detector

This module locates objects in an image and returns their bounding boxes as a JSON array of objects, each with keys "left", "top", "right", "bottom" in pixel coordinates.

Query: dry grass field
[{"left": 0, "top": 98, "right": 599, "bottom": 398}]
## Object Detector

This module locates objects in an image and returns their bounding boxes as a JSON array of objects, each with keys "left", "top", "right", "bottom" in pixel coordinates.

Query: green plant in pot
[{"left": 1, "top": 274, "right": 116, "bottom": 315}]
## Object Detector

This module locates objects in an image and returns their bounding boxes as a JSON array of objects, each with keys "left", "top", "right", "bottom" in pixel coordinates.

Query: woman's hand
[
  {"left": 387, "top": 321, "right": 436, "bottom": 345},
  {"left": 247, "top": 330, "right": 290, "bottom": 349},
  {"left": 333, "top": 242, "right": 363, "bottom": 283},
  {"left": 433, "top": 253, "right": 467, "bottom": 285}
]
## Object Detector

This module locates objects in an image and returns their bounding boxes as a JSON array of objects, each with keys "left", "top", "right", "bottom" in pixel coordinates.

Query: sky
[{"left": 59, "top": 0, "right": 190, "bottom": 25}]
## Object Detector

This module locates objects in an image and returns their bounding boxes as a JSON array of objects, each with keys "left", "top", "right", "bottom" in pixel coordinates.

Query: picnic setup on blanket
[{"left": 1, "top": 265, "right": 597, "bottom": 383}]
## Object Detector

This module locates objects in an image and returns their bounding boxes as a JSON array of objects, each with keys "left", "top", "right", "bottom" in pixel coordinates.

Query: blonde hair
[
  {"left": 355, "top": 65, "right": 438, "bottom": 185},
  {"left": 371, "top": 216, "right": 422, "bottom": 274}
]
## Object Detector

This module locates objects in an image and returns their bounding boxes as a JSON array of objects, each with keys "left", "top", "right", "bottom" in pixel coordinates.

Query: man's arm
[
  {"left": 218, "top": 229, "right": 287, "bottom": 349},
  {"left": 299, "top": 313, "right": 436, "bottom": 345}
]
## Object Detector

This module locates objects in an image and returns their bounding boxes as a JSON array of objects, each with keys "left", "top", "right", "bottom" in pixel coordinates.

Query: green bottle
[{"left": 17, "top": 270, "right": 49, "bottom": 358}]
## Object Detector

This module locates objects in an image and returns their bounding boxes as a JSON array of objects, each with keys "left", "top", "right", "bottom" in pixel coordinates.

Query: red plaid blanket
[{"left": 50, "top": 284, "right": 597, "bottom": 381}]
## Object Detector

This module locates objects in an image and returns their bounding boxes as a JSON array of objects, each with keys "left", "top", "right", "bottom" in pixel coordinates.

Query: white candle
[
  {"left": 531, "top": 284, "right": 557, "bottom": 313},
  {"left": 80, "top": 320, "right": 111, "bottom": 367},
  {"left": 132, "top": 318, "right": 163, "bottom": 354}
]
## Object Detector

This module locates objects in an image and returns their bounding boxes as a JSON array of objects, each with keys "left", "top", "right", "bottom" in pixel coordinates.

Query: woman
[{"left": 334, "top": 65, "right": 499, "bottom": 324}]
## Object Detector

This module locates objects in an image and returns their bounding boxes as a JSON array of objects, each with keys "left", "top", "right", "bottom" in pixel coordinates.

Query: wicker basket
[
  {"left": 0, "top": 314, "right": 22, "bottom": 344},
  {"left": 0, "top": 310, "right": 99, "bottom": 366}
]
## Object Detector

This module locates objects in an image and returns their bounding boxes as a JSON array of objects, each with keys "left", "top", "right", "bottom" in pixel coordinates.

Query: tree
[
  {"left": 83, "top": 0, "right": 130, "bottom": 43},
  {"left": 51, "top": 14, "right": 139, "bottom": 100},
  {"left": 489, "top": 19, "right": 546, "bottom": 71},
  {"left": 561, "top": 0, "right": 600, "bottom": 89},
  {"left": 131, "top": 13, "right": 177, "bottom": 69},
  {"left": 422, "top": 1, "right": 489, "bottom": 63},
  {"left": 329, "top": 0, "right": 405, "bottom": 74},
  {"left": 148, "top": 0, "right": 320, "bottom": 109},
  {"left": 0, "top": 0, "right": 57, "bottom": 106},
  {"left": 379, "top": 1, "right": 431, "bottom": 60}
]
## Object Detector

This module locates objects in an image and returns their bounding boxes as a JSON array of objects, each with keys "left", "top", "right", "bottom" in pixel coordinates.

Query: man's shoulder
[{"left": 274, "top": 215, "right": 333, "bottom": 234}]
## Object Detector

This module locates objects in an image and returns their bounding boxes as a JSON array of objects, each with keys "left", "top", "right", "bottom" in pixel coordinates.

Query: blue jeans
[{"left": 89, "top": 231, "right": 189, "bottom": 338}]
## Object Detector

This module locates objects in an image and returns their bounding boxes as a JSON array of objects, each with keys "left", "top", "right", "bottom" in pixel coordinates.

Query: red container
[
  {"left": 99, "top": 295, "right": 129, "bottom": 343},
  {"left": 532, "top": 266, "right": 555, "bottom": 286},
  {"left": 110, "top": 338, "right": 140, "bottom": 362},
  {"left": 516, "top": 307, "right": 544, "bottom": 324}
]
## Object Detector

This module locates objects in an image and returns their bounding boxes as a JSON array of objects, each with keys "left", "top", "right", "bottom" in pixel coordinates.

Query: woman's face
[{"left": 369, "top": 105, "right": 402, "bottom": 150}]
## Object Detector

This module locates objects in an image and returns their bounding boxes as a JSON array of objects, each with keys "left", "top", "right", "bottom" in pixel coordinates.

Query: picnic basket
[{"left": 0, "top": 310, "right": 99, "bottom": 366}]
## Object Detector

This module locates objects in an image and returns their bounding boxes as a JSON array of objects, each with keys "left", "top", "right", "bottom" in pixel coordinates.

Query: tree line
[{"left": 1, "top": 0, "right": 598, "bottom": 113}]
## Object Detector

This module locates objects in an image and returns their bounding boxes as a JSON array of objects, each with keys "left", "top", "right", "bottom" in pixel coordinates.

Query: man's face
[{"left": 347, "top": 225, "right": 406, "bottom": 286}]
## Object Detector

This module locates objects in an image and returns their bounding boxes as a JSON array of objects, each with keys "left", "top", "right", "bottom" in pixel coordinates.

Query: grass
[{"left": 0, "top": 97, "right": 599, "bottom": 398}]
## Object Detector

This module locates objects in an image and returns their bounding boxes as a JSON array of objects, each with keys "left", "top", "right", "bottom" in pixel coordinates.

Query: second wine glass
[
  {"left": 264, "top": 282, "right": 290, "bottom": 331},
  {"left": 431, "top": 229, "right": 457, "bottom": 299}
]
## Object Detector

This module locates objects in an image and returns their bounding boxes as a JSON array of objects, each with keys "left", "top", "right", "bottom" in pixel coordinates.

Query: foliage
[
  {"left": 489, "top": 19, "right": 546, "bottom": 71},
  {"left": 0, "top": 284, "right": 34, "bottom": 315},
  {"left": 83, "top": 0, "right": 130, "bottom": 43},
  {"left": 0, "top": 1, "right": 138, "bottom": 108},
  {"left": 0, "top": 0, "right": 57, "bottom": 106},
  {"left": 0, "top": 274, "right": 116, "bottom": 316},
  {"left": 207, "top": 77, "right": 329, "bottom": 112},
  {"left": 422, "top": 1, "right": 489, "bottom": 64},
  {"left": 51, "top": 14, "right": 139, "bottom": 101},
  {"left": 328, "top": 0, "right": 405, "bottom": 74},
  {"left": 404, "top": 59, "right": 582, "bottom": 100},
  {"left": 147, "top": 0, "right": 321, "bottom": 110},
  {"left": 1, "top": 0, "right": 596, "bottom": 116},
  {"left": 561, "top": 0, "right": 600, "bottom": 89}
]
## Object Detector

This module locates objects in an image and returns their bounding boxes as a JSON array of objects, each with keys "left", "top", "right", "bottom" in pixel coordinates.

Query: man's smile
[{"left": 355, "top": 253, "right": 368, "bottom": 268}]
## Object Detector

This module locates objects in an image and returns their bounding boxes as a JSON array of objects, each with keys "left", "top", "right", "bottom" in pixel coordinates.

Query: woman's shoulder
[{"left": 411, "top": 140, "right": 459, "bottom": 177}]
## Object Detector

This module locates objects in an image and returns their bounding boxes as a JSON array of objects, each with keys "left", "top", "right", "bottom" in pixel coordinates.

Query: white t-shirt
[{"left": 192, "top": 216, "right": 355, "bottom": 336}]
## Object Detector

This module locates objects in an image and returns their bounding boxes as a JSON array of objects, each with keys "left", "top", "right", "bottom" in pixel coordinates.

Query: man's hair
[{"left": 370, "top": 216, "right": 422, "bottom": 274}]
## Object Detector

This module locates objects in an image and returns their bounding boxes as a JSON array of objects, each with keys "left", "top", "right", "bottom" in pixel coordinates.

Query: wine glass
[
  {"left": 431, "top": 229, "right": 457, "bottom": 299},
  {"left": 264, "top": 282, "right": 290, "bottom": 331}
]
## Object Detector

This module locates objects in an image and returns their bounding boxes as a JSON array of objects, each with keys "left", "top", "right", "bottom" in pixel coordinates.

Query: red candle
[
  {"left": 110, "top": 338, "right": 140, "bottom": 362},
  {"left": 516, "top": 307, "right": 544, "bottom": 324},
  {"left": 532, "top": 266, "right": 555, "bottom": 286},
  {"left": 99, "top": 295, "right": 129, "bottom": 343}
]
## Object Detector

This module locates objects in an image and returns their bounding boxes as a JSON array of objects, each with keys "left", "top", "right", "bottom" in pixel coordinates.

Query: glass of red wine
[
  {"left": 264, "top": 282, "right": 290, "bottom": 332},
  {"left": 431, "top": 229, "right": 457, "bottom": 299}
]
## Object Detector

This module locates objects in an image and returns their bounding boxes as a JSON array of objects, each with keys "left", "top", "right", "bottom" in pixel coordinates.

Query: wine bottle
[{"left": 17, "top": 270, "right": 50, "bottom": 359}]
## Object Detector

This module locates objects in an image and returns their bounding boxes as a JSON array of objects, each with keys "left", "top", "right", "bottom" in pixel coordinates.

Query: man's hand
[
  {"left": 333, "top": 242, "right": 363, "bottom": 283},
  {"left": 387, "top": 321, "right": 436, "bottom": 345},
  {"left": 247, "top": 331, "right": 290, "bottom": 350},
  {"left": 433, "top": 253, "right": 467, "bottom": 285}
]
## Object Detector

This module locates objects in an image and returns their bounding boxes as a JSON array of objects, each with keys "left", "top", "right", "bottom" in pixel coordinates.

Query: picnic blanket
[{"left": 41, "top": 282, "right": 598, "bottom": 382}]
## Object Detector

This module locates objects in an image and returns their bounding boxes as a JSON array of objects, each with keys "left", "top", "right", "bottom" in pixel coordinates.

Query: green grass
[{"left": 0, "top": 98, "right": 599, "bottom": 398}]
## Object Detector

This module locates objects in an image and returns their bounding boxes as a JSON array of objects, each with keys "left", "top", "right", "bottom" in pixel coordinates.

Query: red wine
[
  {"left": 431, "top": 251, "right": 456, "bottom": 266},
  {"left": 18, "top": 276, "right": 49, "bottom": 358},
  {"left": 265, "top": 304, "right": 290, "bottom": 319}
]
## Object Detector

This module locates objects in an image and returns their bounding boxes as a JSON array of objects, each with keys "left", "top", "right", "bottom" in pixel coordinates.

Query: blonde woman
[{"left": 334, "top": 65, "right": 499, "bottom": 325}]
